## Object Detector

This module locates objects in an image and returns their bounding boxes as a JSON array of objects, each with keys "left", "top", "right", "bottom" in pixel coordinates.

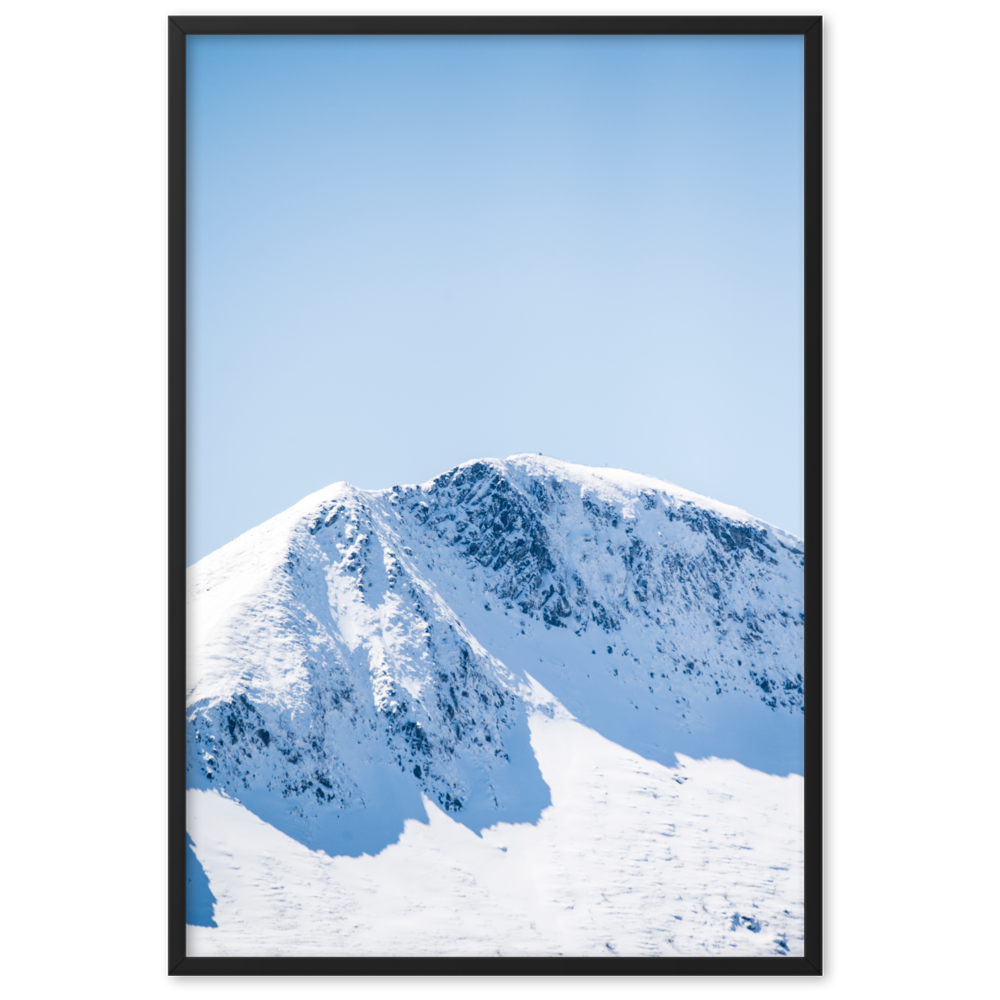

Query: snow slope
[{"left": 186, "top": 455, "right": 805, "bottom": 954}]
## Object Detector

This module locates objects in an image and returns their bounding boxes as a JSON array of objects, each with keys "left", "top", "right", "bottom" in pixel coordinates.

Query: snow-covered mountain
[{"left": 187, "top": 455, "right": 805, "bottom": 865}]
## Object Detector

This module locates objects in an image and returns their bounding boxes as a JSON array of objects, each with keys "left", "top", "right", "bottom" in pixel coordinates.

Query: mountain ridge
[{"left": 187, "top": 455, "right": 804, "bottom": 858}]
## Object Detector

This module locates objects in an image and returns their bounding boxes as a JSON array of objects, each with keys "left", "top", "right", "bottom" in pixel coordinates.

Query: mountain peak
[{"left": 187, "top": 457, "right": 804, "bottom": 862}]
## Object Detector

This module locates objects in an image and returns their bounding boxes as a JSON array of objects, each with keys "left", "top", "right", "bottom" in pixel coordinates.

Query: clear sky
[{"left": 187, "top": 34, "right": 804, "bottom": 565}]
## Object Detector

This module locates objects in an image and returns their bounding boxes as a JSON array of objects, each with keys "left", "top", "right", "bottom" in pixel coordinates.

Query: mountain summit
[{"left": 187, "top": 456, "right": 804, "bottom": 858}]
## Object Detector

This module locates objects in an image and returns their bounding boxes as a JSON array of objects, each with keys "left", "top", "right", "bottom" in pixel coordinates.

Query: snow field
[{"left": 188, "top": 683, "right": 803, "bottom": 958}]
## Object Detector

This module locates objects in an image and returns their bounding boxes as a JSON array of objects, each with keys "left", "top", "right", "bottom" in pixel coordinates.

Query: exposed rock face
[{"left": 186, "top": 455, "right": 804, "bottom": 856}]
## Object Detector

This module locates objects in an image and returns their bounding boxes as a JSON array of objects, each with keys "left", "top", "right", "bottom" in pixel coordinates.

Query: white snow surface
[{"left": 186, "top": 455, "right": 805, "bottom": 956}]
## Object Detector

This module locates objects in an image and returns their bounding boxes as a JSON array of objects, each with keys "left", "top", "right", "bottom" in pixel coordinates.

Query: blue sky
[{"left": 187, "top": 34, "right": 804, "bottom": 565}]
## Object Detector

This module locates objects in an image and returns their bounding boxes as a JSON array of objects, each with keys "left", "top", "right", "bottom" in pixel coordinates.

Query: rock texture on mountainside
[{"left": 186, "top": 455, "right": 804, "bottom": 857}]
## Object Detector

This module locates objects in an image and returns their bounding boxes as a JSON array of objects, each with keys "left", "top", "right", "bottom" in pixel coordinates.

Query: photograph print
[{"left": 172, "top": 15, "right": 821, "bottom": 973}]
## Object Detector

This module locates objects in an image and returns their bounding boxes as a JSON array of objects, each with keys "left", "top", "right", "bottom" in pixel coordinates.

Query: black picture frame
[{"left": 168, "top": 14, "right": 822, "bottom": 976}]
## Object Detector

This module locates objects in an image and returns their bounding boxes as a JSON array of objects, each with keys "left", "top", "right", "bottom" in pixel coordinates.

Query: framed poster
[{"left": 169, "top": 15, "right": 822, "bottom": 975}]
